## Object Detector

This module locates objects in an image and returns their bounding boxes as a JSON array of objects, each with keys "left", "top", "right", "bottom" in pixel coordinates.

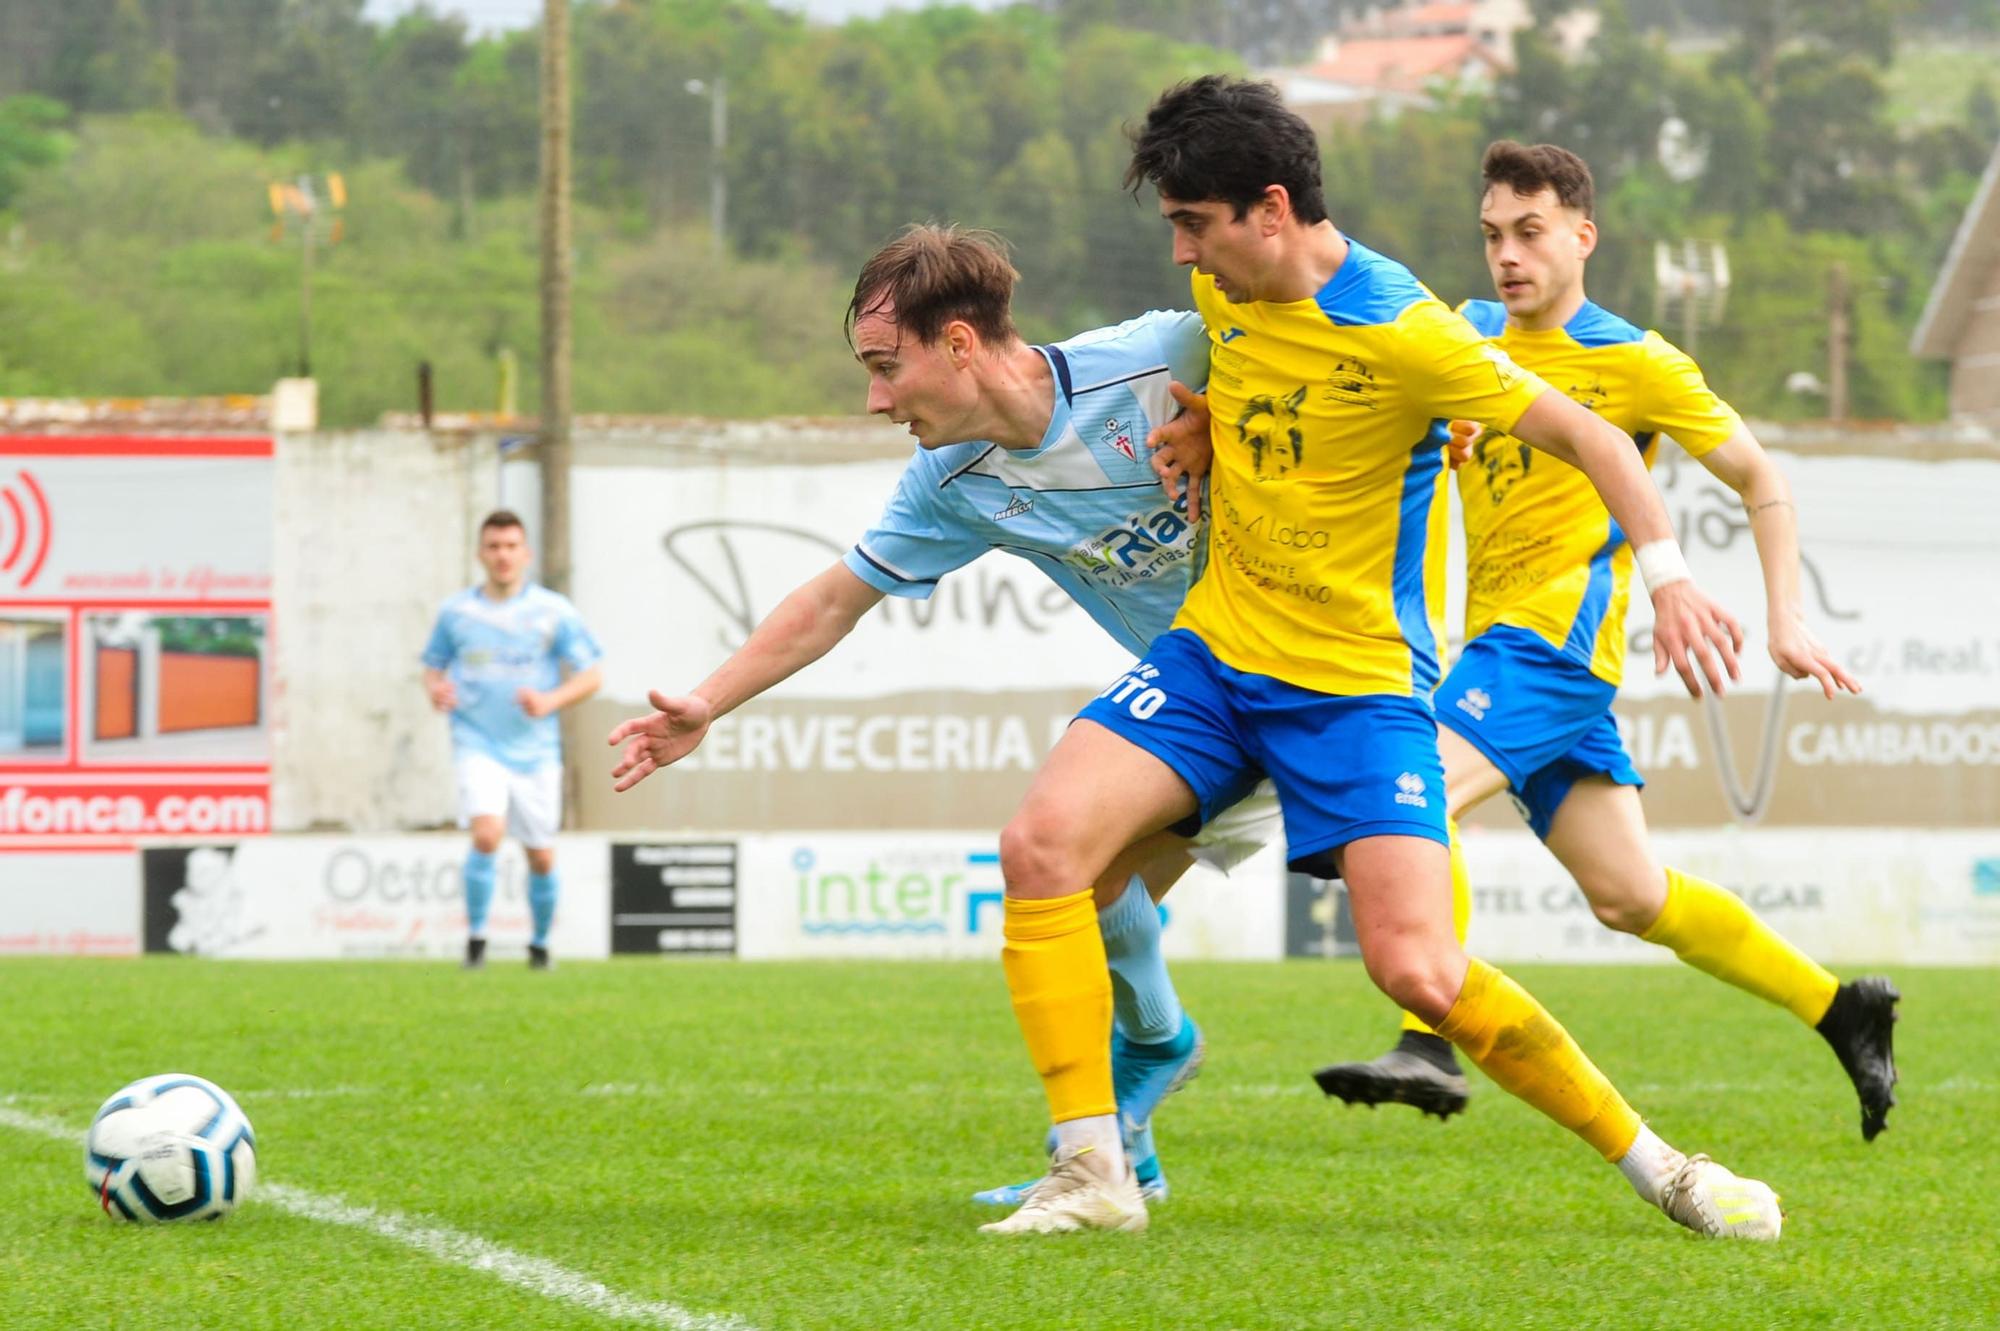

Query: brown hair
[
  {"left": 845, "top": 224, "right": 1020, "bottom": 349},
  {"left": 479, "top": 509, "right": 526, "bottom": 534},
  {"left": 1481, "top": 140, "right": 1595, "bottom": 218}
]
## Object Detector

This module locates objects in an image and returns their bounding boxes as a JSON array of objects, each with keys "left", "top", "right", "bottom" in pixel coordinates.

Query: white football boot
[
  {"left": 977, "top": 1143, "right": 1147, "bottom": 1235},
  {"left": 1658, "top": 1154, "right": 1783, "bottom": 1240}
]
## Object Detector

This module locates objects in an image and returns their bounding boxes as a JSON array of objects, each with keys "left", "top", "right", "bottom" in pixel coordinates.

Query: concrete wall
[
  {"left": 270, "top": 429, "right": 503, "bottom": 832},
  {"left": 264, "top": 416, "right": 1993, "bottom": 834},
  {"left": 267, "top": 418, "right": 904, "bottom": 833}
]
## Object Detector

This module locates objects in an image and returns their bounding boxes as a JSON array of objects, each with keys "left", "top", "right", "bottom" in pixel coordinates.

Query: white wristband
[{"left": 1634, "top": 540, "right": 1691, "bottom": 594}]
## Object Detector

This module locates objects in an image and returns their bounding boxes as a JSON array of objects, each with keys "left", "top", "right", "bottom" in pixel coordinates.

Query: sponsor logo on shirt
[
  {"left": 1061, "top": 501, "right": 1193, "bottom": 588},
  {"left": 1393, "top": 772, "right": 1429, "bottom": 808},
  {"left": 1321, "top": 355, "right": 1377, "bottom": 410},
  {"left": 1219, "top": 327, "right": 1248, "bottom": 344},
  {"left": 1474, "top": 432, "right": 1533, "bottom": 505},
  {"left": 1237, "top": 386, "right": 1308, "bottom": 481},
  {"left": 993, "top": 494, "right": 1033, "bottom": 521}
]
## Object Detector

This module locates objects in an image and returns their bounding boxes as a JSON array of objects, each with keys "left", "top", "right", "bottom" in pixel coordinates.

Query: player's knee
[
  {"left": 1581, "top": 871, "right": 1663, "bottom": 935},
  {"left": 470, "top": 826, "right": 504, "bottom": 855},
  {"left": 1364, "top": 950, "right": 1459, "bottom": 1027},
  {"left": 999, "top": 808, "right": 1087, "bottom": 898},
  {"left": 526, "top": 849, "right": 555, "bottom": 875}
]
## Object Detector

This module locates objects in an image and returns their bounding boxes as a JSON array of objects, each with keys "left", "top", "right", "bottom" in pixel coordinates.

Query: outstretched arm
[
  {"left": 1508, "top": 389, "right": 1744, "bottom": 698},
  {"left": 1695, "top": 427, "right": 1861, "bottom": 699},
  {"left": 607, "top": 562, "right": 885, "bottom": 791}
]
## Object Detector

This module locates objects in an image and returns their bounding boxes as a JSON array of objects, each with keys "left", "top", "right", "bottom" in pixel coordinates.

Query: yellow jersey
[
  {"left": 1456, "top": 299, "right": 1742, "bottom": 685},
  {"left": 1178, "top": 241, "right": 1548, "bottom": 696}
]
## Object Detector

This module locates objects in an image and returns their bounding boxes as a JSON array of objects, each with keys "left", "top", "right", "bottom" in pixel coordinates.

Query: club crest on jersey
[
  {"left": 1567, "top": 373, "right": 1608, "bottom": 412},
  {"left": 1238, "top": 385, "right": 1307, "bottom": 481},
  {"left": 1100, "top": 417, "right": 1137, "bottom": 463},
  {"left": 1393, "top": 772, "right": 1429, "bottom": 808},
  {"left": 993, "top": 493, "right": 1033, "bottom": 521},
  {"left": 1321, "top": 354, "right": 1377, "bottom": 410},
  {"left": 1455, "top": 687, "right": 1492, "bottom": 721}
]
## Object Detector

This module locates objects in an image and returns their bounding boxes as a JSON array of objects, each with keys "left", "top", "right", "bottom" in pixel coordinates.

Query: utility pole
[
  {"left": 687, "top": 76, "right": 728, "bottom": 261},
  {"left": 709, "top": 74, "right": 727, "bottom": 262},
  {"left": 298, "top": 211, "right": 314, "bottom": 377},
  {"left": 1827, "top": 261, "right": 1851, "bottom": 424},
  {"left": 538, "top": 0, "right": 574, "bottom": 595}
]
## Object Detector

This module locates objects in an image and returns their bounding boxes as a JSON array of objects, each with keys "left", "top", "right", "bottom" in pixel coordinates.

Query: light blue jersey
[
  {"left": 845, "top": 310, "right": 1210, "bottom": 654},
  {"left": 421, "top": 584, "right": 603, "bottom": 772}
]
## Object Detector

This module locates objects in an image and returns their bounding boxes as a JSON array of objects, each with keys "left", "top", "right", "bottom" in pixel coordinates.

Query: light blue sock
[
  {"left": 1098, "top": 875, "right": 1184, "bottom": 1046},
  {"left": 528, "top": 870, "right": 558, "bottom": 947},
  {"left": 463, "top": 849, "right": 497, "bottom": 938}
]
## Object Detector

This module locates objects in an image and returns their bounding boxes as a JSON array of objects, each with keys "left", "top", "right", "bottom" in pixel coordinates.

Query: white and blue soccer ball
[{"left": 84, "top": 1074, "right": 257, "bottom": 1222}]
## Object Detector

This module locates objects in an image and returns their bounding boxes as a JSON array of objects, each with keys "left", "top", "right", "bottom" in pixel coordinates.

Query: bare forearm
[
  {"left": 692, "top": 567, "right": 878, "bottom": 719},
  {"left": 1735, "top": 461, "right": 1804, "bottom": 625},
  {"left": 546, "top": 665, "right": 603, "bottom": 712}
]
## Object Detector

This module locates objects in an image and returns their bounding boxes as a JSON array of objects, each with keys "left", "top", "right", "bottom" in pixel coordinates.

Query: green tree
[{"left": 0, "top": 96, "right": 71, "bottom": 210}]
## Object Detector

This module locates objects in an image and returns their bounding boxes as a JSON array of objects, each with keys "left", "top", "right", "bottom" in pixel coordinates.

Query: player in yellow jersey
[
  {"left": 1310, "top": 140, "right": 1899, "bottom": 1138},
  {"left": 980, "top": 76, "right": 1780, "bottom": 1240}
]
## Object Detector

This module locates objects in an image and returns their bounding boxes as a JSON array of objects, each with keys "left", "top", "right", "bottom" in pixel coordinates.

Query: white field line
[{"left": 0, "top": 1102, "right": 753, "bottom": 1331}]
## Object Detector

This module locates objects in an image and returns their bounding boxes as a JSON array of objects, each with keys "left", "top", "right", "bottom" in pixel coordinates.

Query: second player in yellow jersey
[
  {"left": 1456, "top": 302, "right": 1739, "bottom": 684},
  {"left": 1312, "top": 139, "right": 1896, "bottom": 1155}
]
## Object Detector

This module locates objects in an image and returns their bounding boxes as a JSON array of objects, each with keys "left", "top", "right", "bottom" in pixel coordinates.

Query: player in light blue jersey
[
  {"left": 609, "top": 225, "right": 1274, "bottom": 1201},
  {"left": 422, "top": 509, "right": 604, "bottom": 970}
]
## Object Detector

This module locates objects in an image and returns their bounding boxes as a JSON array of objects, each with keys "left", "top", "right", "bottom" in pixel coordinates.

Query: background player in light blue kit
[
  {"left": 608, "top": 224, "right": 1267, "bottom": 1199},
  {"left": 423, "top": 509, "right": 604, "bottom": 969}
]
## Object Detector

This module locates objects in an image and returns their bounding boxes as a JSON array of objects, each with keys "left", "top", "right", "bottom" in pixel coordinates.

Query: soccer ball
[{"left": 84, "top": 1073, "right": 257, "bottom": 1222}]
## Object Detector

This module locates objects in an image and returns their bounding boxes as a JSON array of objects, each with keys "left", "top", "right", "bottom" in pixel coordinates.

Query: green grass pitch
[{"left": 0, "top": 958, "right": 1991, "bottom": 1330}]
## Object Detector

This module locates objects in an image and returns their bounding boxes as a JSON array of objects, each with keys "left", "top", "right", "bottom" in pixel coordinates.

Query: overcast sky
[{"left": 361, "top": 0, "right": 1008, "bottom": 33}]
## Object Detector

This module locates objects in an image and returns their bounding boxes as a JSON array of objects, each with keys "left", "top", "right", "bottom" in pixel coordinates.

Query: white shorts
[
  {"left": 1189, "top": 779, "right": 1282, "bottom": 873},
  {"left": 455, "top": 752, "right": 563, "bottom": 850}
]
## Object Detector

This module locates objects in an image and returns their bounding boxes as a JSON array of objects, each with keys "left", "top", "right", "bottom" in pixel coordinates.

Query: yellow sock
[
  {"left": 1435, "top": 958, "right": 1642, "bottom": 1160},
  {"left": 1002, "top": 890, "right": 1116, "bottom": 1123},
  {"left": 1642, "top": 867, "right": 1839, "bottom": 1026},
  {"left": 1401, "top": 819, "right": 1472, "bottom": 1036}
]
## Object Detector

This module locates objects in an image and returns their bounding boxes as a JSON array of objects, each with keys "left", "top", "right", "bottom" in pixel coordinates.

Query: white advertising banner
[
  {"left": 140, "top": 835, "right": 610, "bottom": 961},
  {"left": 572, "top": 445, "right": 2000, "bottom": 834},
  {"left": 1458, "top": 827, "right": 2000, "bottom": 966},
  {"left": 734, "top": 832, "right": 1286, "bottom": 961},
  {"left": 0, "top": 850, "right": 138, "bottom": 954},
  {"left": 569, "top": 460, "right": 1137, "bottom": 832},
  {"left": 578, "top": 461, "right": 1133, "bottom": 703},
  {"left": 1522, "top": 446, "right": 2000, "bottom": 829}
]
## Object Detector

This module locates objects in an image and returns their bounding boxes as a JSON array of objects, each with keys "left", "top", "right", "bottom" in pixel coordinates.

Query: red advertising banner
[{"left": 0, "top": 436, "right": 273, "bottom": 849}]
